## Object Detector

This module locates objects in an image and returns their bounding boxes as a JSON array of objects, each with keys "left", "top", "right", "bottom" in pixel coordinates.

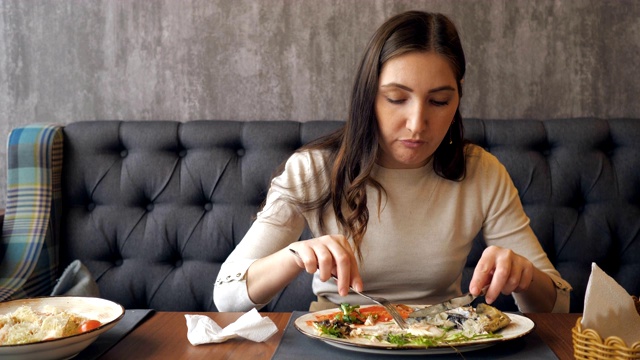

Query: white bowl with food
[{"left": 0, "top": 296, "right": 125, "bottom": 360}]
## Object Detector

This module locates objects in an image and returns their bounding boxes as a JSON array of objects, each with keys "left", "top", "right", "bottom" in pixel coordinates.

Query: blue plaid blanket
[{"left": 0, "top": 124, "right": 62, "bottom": 301}]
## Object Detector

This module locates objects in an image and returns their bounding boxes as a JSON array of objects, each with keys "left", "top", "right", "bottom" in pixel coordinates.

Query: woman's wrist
[
  {"left": 246, "top": 247, "right": 303, "bottom": 304},
  {"left": 515, "top": 268, "right": 556, "bottom": 312}
]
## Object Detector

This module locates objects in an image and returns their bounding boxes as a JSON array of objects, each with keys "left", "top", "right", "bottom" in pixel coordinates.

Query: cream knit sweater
[{"left": 214, "top": 144, "right": 571, "bottom": 312}]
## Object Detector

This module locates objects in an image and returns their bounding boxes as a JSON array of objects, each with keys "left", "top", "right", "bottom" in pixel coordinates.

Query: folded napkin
[
  {"left": 51, "top": 260, "right": 100, "bottom": 297},
  {"left": 185, "top": 308, "right": 278, "bottom": 345},
  {"left": 582, "top": 263, "right": 640, "bottom": 346}
]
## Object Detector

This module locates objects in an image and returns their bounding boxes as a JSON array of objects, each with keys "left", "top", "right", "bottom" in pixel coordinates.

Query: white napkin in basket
[
  {"left": 185, "top": 308, "right": 278, "bottom": 345},
  {"left": 582, "top": 263, "right": 640, "bottom": 346}
]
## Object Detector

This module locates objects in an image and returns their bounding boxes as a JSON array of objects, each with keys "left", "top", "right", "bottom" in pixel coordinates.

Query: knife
[{"left": 408, "top": 287, "right": 487, "bottom": 318}]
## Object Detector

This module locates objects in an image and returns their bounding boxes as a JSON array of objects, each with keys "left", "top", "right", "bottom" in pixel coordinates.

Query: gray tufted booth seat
[{"left": 52, "top": 119, "right": 639, "bottom": 312}]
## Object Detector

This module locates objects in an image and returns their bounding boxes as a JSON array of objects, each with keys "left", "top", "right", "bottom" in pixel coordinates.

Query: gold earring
[{"left": 449, "top": 120, "right": 455, "bottom": 145}]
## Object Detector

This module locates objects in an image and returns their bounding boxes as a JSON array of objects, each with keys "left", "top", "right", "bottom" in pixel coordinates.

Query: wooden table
[
  {"left": 100, "top": 312, "right": 290, "bottom": 360},
  {"left": 100, "top": 312, "right": 581, "bottom": 360},
  {"left": 527, "top": 313, "right": 581, "bottom": 360}
]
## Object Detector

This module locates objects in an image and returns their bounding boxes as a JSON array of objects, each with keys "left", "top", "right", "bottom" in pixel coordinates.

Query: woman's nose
[{"left": 406, "top": 104, "right": 427, "bottom": 134}]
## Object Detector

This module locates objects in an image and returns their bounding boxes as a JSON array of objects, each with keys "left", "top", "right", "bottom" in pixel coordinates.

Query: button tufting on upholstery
[
  {"left": 573, "top": 195, "right": 585, "bottom": 212},
  {"left": 146, "top": 203, "right": 154, "bottom": 211},
  {"left": 536, "top": 142, "right": 552, "bottom": 157},
  {"left": 52, "top": 120, "right": 640, "bottom": 313},
  {"left": 600, "top": 137, "right": 615, "bottom": 157}
]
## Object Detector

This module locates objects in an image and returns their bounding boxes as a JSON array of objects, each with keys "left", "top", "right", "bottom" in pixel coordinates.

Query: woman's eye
[
  {"left": 431, "top": 100, "right": 449, "bottom": 106},
  {"left": 386, "top": 97, "right": 406, "bottom": 104}
]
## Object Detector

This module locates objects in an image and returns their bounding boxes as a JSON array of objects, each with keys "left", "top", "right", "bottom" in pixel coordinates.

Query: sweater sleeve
[
  {"left": 478, "top": 150, "right": 572, "bottom": 313},
  {"left": 213, "top": 152, "right": 315, "bottom": 312}
]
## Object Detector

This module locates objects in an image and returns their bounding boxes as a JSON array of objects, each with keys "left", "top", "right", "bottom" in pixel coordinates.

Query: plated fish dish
[{"left": 299, "top": 302, "right": 519, "bottom": 349}]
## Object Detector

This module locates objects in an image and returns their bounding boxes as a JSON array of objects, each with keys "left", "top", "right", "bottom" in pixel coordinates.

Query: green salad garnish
[{"left": 311, "top": 303, "right": 506, "bottom": 348}]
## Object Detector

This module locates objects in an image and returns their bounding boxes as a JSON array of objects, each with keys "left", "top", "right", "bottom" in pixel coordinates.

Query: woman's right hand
[{"left": 288, "top": 235, "right": 363, "bottom": 296}]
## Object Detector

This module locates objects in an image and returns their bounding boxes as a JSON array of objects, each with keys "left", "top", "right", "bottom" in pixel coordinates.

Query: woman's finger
[
  {"left": 291, "top": 235, "right": 361, "bottom": 297},
  {"left": 314, "top": 244, "right": 336, "bottom": 282},
  {"left": 515, "top": 261, "right": 534, "bottom": 293},
  {"left": 324, "top": 236, "right": 357, "bottom": 296},
  {"left": 501, "top": 257, "right": 522, "bottom": 295},
  {"left": 486, "top": 251, "right": 511, "bottom": 303},
  {"left": 469, "top": 249, "right": 496, "bottom": 297}
]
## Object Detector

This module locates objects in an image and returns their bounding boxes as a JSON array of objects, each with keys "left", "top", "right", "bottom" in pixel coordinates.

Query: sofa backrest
[
  {"left": 60, "top": 120, "right": 340, "bottom": 311},
  {"left": 58, "top": 119, "right": 640, "bottom": 312}
]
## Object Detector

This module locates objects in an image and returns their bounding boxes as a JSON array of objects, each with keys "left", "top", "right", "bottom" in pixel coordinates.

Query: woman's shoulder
[
  {"left": 273, "top": 149, "right": 332, "bottom": 191},
  {"left": 284, "top": 149, "right": 332, "bottom": 173},
  {"left": 464, "top": 143, "right": 509, "bottom": 178},
  {"left": 465, "top": 143, "right": 501, "bottom": 164},
  {"left": 264, "top": 149, "right": 331, "bottom": 203}
]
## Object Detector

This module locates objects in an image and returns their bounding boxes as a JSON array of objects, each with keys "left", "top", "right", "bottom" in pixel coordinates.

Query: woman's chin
[{"left": 378, "top": 158, "right": 431, "bottom": 169}]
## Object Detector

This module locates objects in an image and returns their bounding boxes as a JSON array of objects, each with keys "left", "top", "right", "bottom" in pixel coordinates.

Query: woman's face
[{"left": 375, "top": 51, "right": 460, "bottom": 169}]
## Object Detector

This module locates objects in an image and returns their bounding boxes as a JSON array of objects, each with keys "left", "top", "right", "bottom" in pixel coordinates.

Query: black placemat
[
  {"left": 272, "top": 311, "right": 559, "bottom": 360},
  {"left": 75, "top": 309, "right": 155, "bottom": 360}
]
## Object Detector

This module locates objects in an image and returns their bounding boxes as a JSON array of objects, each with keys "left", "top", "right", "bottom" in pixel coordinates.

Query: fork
[
  {"left": 346, "top": 284, "right": 408, "bottom": 329},
  {"left": 289, "top": 248, "right": 408, "bottom": 329}
]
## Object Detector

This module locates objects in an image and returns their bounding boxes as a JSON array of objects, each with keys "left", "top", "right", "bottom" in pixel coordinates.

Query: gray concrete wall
[{"left": 1, "top": 0, "right": 639, "bottom": 206}]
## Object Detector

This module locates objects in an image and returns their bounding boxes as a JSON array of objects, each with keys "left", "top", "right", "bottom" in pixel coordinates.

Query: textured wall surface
[{"left": 1, "top": 0, "right": 639, "bottom": 206}]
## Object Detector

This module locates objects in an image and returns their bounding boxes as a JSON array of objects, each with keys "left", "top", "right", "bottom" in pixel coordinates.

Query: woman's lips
[{"left": 399, "top": 139, "right": 425, "bottom": 148}]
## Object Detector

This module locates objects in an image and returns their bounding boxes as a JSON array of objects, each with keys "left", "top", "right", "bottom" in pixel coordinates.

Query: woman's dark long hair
[{"left": 273, "top": 11, "right": 467, "bottom": 260}]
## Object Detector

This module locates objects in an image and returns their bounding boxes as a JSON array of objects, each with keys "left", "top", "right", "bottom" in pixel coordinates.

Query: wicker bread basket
[{"left": 572, "top": 296, "right": 640, "bottom": 359}]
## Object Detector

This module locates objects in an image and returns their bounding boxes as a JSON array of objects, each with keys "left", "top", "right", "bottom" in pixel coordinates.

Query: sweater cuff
[
  {"left": 549, "top": 273, "right": 572, "bottom": 313},
  {"left": 213, "top": 258, "right": 267, "bottom": 312}
]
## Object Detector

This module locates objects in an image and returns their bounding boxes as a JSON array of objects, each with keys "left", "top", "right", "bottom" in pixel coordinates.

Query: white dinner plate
[
  {"left": 0, "top": 296, "right": 125, "bottom": 360},
  {"left": 294, "top": 305, "right": 535, "bottom": 355}
]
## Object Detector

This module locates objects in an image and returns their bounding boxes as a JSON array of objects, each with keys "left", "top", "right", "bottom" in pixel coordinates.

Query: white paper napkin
[
  {"left": 582, "top": 263, "right": 640, "bottom": 346},
  {"left": 185, "top": 308, "right": 278, "bottom": 345}
]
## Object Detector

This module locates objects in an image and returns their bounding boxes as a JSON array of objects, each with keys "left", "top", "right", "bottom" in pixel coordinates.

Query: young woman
[{"left": 214, "top": 11, "right": 571, "bottom": 313}]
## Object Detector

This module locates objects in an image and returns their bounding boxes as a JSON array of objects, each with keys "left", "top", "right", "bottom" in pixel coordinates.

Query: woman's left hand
[{"left": 469, "top": 245, "right": 535, "bottom": 304}]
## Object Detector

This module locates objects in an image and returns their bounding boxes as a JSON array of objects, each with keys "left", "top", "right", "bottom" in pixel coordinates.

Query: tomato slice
[
  {"left": 79, "top": 319, "right": 102, "bottom": 333},
  {"left": 358, "top": 305, "right": 393, "bottom": 322},
  {"left": 359, "top": 304, "right": 413, "bottom": 322},
  {"left": 310, "top": 304, "right": 414, "bottom": 326}
]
